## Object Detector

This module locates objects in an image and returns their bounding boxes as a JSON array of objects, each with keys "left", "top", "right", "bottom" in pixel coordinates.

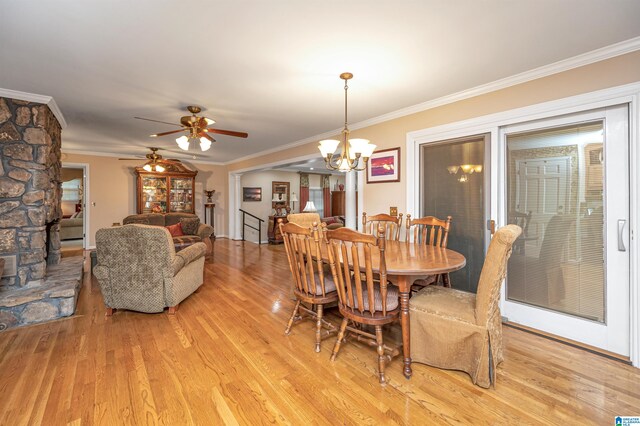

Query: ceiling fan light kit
[
  {"left": 318, "top": 72, "right": 376, "bottom": 172},
  {"left": 136, "top": 105, "right": 248, "bottom": 153}
]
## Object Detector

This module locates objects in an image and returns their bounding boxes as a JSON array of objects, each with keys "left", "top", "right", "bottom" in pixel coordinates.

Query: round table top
[
  {"left": 320, "top": 240, "right": 466, "bottom": 276},
  {"left": 374, "top": 240, "right": 466, "bottom": 276}
]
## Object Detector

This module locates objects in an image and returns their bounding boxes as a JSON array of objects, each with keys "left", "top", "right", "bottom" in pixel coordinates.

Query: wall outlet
[{"left": 390, "top": 206, "right": 398, "bottom": 217}]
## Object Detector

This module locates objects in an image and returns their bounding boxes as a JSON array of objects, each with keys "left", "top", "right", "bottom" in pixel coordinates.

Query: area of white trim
[
  {"left": 0, "top": 87, "right": 67, "bottom": 129},
  {"left": 406, "top": 81, "right": 640, "bottom": 367},
  {"left": 227, "top": 37, "right": 640, "bottom": 167}
]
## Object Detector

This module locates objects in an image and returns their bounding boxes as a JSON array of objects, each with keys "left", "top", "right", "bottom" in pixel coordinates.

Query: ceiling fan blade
[
  {"left": 151, "top": 129, "right": 187, "bottom": 137},
  {"left": 118, "top": 158, "right": 141, "bottom": 161},
  {"left": 134, "top": 117, "right": 183, "bottom": 127},
  {"left": 204, "top": 128, "right": 249, "bottom": 138},
  {"left": 200, "top": 132, "right": 216, "bottom": 143}
]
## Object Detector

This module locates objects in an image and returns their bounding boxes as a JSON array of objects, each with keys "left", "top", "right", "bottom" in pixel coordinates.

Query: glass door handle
[
  {"left": 487, "top": 219, "right": 496, "bottom": 235},
  {"left": 618, "top": 219, "right": 626, "bottom": 252}
]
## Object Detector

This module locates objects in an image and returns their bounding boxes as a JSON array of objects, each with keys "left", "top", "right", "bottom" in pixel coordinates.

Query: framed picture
[
  {"left": 243, "top": 187, "right": 262, "bottom": 202},
  {"left": 367, "top": 147, "right": 400, "bottom": 183}
]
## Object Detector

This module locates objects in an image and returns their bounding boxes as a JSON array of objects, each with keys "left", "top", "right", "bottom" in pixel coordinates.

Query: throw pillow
[
  {"left": 179, "top": 217, "right": 200, "bottom": 235},
  {"left": 166, "top": 223, "right": 184, "bottom": 237}
]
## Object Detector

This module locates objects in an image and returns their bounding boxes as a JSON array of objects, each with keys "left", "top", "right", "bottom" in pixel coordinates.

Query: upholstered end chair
[
  {"left": 122, "top": 213, "right": 214, "bottom": 253},
  {"left": 94, "top": 224, "right": 206, "bottom": 315},
  {"left": 409, "top": 224, "right": 522, "bottom": 388},
  {"left": 287, "top": 213, "right": 344, "bottom": 230}
]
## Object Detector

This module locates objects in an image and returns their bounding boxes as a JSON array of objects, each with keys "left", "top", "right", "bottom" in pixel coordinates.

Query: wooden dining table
[{"left": 321, "top": 240, "right": 466, "bottom": 379}]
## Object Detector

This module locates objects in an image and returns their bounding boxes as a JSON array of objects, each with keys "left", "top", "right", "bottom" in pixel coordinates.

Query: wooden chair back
[
  {"left": 405, "top": 215, "right": 452, "bottom": 247},
  {"left": 324, "top": 225, "right": 391, "bottom": 317},
  {"left": 362, "top": 212, "right": 403, "bottom": 241},
  {"left": 508, "top": 211, "right": 531, "bottom": 237},
  {"left": 280, "top": 221, "right": 332, "bottom": 298}
]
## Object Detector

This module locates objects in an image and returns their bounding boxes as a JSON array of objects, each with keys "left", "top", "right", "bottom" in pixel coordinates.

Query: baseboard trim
[{"left": 504, "top": 321, "right": 631, "bottom": 364}]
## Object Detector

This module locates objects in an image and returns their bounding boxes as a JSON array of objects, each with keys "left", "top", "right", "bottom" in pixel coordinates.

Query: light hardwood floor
[{"left": 1, "top": 239, "right": 639, "bottom": 425}]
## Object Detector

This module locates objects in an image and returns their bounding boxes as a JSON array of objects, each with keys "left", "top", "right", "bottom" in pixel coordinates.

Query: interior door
[{"left": 501, "top": 105, "right": 630, "bottom": 356}]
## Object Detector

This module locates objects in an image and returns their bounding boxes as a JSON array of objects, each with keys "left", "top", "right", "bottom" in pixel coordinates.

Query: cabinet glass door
[
  {"left": 170, "top": 178, "right": 194, "bottom": 212},
  {"left": 141, "top": 176, "right": 167, "bottom": 213}
]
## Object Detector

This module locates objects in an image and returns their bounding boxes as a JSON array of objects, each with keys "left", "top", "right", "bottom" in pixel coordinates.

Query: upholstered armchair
[
  {"left": 409, "top": 224, "right": 522, "bottom": 388},
  {"left": 94, "top": 224, "right": 206, "bottom": 315}
]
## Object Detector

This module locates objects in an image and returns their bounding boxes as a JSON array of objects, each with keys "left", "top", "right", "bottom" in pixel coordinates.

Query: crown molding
[
  {"left": 226, "top": 36, "right": 640, "bottom": 166},
  {"left": 0, "top": 88, "right": 67, "bottom": 129}
]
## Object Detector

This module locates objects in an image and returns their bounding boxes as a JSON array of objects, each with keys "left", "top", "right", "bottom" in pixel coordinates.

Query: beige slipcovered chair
[
  {"left": 286, "top": 213, "right": 321, "bottom": 229},
  {"left": 94, "top": 224, "right": 206, "bottom": 315},
  {"left": 409, "top": 224, "right": 522, "bottom": 388}
]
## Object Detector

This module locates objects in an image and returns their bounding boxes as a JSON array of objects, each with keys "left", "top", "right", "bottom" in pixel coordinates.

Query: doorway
[{"left": 60, "top": 164, "right": 89, "bottom": 253}]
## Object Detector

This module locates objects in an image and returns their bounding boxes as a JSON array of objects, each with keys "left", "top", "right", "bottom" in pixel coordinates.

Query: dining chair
[
  {"left": 405, "top": 214, "right": 452, "bottom": 289},
  {"left": 409, "top": 224, "right": 522, "bottom": 388},
  {"left": 280, "top": 221, "right": 338, "bottom": 352},
  {"left": 508, "top": 210, "right": 531, "bottom": 254},
  {"left": 362, "top": 212, "right": 403, "bottom": 241},
  {"left": 323, "top": 224, "right": 401, "bottom": 385}
]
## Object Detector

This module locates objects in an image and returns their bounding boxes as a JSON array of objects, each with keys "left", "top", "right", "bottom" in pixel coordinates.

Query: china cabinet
[{"left": 135, "top": 161, "right": 198, "bottom": 214}]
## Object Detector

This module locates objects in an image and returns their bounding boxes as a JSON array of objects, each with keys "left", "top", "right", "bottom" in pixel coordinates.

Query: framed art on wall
[
  {"left": 367, "top": 147, "right": 400, "bottom": 183},
  {"left": 243, "top": 187, "right": 262, "bottom": 201}
]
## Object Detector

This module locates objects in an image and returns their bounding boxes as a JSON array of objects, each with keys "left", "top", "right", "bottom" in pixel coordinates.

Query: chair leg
[
  {"left": 105, "top": 307, "right": 114, "bottom": 317},
  {"left": 315, "top": 304, "right": 324, "bottom": 353},
  {"left": 284, "top": 300, "right": 302, "bottom": 335},
  {"left": 330, "top": 318, "right": 349, "bottom": 361},
  {"left": 375, "top": 325, "right": 387, "bottom": 385},
  {"left": 168, "top": 305, "right": 179, "bottom": 315},
  {"left": 442, "top": 273, "right": 451, "bottom": 288}
]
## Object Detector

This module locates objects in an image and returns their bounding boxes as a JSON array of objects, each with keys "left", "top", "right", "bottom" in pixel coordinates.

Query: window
[{"left": 309, "top": 188, "right": 324, "bottom": 218}]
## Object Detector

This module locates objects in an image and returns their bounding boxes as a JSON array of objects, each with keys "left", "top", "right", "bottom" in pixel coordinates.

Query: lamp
[
  {"left": 303, "top": 201, "right": 317, "bottom": 213},
  {"left": 176, "top": 132, "right": 212, "bottom": 152},
  {"left": 290, "top": 192, "right": 298, "bottom": 211},
  {"left": 318, "top": 73, "right": 376, "bottom": 172}
]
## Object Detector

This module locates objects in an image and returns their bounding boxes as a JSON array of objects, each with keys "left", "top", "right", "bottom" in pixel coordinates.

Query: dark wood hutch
[{"left": 135, "top": 160, "right": 197, "bottom": 214}]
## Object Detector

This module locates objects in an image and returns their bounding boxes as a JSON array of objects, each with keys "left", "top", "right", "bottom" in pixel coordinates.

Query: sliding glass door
[
  {"left": 420, "top": 135, "right": 490, "bottom": 292},
  {"left": 501, "top": 105, "right": 630, "bottom": 356}
]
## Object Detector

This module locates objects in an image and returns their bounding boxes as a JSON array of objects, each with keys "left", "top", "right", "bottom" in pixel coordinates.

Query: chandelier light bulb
[
  {"left": 155, "top": 164, "right": 165, "bottom": 172},
  {"left": 143, "top": 164, "right": 152, "bottom": 172},
  {"left": 176, "top": 135, "right": 190, "bottom": 151},
  {"left": 199, "top": 137, "right": 212, "bottom": 151}
]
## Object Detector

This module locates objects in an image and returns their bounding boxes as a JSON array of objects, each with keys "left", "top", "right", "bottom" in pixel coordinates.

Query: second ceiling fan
[{"left": 135, "top": 105, "right": 248, "bottom": 152}]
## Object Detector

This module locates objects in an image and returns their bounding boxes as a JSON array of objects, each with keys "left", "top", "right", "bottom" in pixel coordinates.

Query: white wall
[{"left": 240, "top": 170, "right": 300, "bottom": 243}]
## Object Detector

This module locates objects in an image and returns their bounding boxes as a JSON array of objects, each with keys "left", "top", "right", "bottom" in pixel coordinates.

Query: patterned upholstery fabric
[
  {"left": 409, "top": 224, "right": 522, "bottom": 388},
  {"left": 173, "top": 235, "right": 202, "bottom": 252},
  {"left": 179, "top": 217, "right": 200, "bottom": 235},
  {"left": 123, "top": 213, "right": 214, "bottom": 240},
  {"left": 351, "top": 284, "right": 399, "bottom": 311},
  {"left": 94, "top": 224, "right": 206, "bottom": 313}
]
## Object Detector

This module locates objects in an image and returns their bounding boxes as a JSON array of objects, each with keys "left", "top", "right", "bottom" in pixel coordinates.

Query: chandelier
[
  {"left": 175, "top": 129, "right": 212, "bottom": 152},
  {"left": 318, "top": 73, "right": 376, "bottom": 171},
  {"left": 447, "top": 164, "right": 483, "bottom": 182}
]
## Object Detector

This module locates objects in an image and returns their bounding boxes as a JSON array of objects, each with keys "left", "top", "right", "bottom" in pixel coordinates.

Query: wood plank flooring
[{"left": 1, "top": 239, "right": 639, "bottom": 425}]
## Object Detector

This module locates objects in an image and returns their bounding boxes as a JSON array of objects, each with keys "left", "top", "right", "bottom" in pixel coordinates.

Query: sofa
[
  {"left": 122, "top": 213, "right": 214, "bottom": 253},
  {"left": 94, "top": 224, "right": 206, "bottom": 314},
  {"left": 60, "top": 212, "right": 83, "bottom": 240}
]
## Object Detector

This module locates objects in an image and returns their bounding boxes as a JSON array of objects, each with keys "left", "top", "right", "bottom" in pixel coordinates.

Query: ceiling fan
[
  {"left": 134, "top": 105, "right": 249, "bottom": 152},
  {"left": 119, "top": 147, "right": 180, "bottom": 172}
]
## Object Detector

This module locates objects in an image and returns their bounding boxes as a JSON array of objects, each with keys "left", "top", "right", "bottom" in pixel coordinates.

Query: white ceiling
[{"left": 2, "top": 1, "right": 640, "bottom": 164}]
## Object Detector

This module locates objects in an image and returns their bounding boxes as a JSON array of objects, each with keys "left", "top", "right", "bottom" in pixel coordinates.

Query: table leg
[{"left": 394, "top": 275, "right": 412, "bottom": 379}]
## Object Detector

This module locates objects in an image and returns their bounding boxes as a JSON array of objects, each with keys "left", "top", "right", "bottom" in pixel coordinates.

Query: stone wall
[{"left": 0, "top": 97, "right": 62, "bottom": 287}]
